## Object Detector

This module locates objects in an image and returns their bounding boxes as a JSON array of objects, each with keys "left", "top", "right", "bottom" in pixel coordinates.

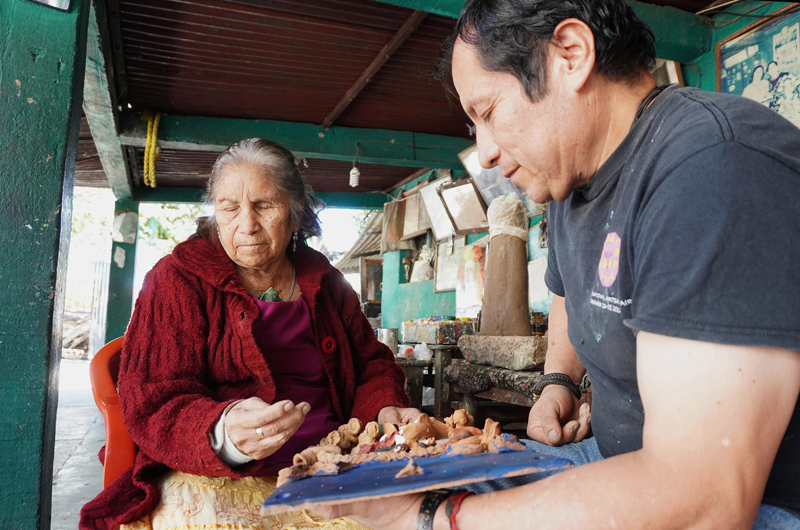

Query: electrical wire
[{"left": 707, "top": 2, "right": 800, "bottom": 30}]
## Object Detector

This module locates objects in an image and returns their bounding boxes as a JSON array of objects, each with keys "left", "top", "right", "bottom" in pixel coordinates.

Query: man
[{"left": 316, "top": 1, "right": 800, "bottom": 528}]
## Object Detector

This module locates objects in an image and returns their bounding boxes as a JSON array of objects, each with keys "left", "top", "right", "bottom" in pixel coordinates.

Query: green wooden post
[
  {"left": 105, "top": 199, "right": 139, "bottom": 342},
  {"left": 0, "top": 0, "right": 89, "bottom": 527}
]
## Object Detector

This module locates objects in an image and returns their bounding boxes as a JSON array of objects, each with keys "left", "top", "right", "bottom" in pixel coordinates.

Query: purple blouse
[{"left": 251, "top": 295, "right": 341, "bottom": 473}]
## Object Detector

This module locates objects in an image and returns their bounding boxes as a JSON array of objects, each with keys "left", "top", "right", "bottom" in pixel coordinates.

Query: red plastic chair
[{"left": 89, "top": 336, "right": 137, "bottom": 487}]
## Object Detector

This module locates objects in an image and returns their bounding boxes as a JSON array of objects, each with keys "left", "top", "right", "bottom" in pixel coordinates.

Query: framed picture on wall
[
  {"left": 400, "top": 192, "right": 431, "bottom": 241},
  {"left": 360, "top": 258, "right": 383, "bottom": 303},
  {"left": 437, "top": 178, "right": 489, "bottom": 235},
  {"left": 458, "top": 145, "right": 541, "bottom": 217},
  {"left": 717, "top": 5, "right": 800, "bottom": 128},
  {"left": 433, "top": 235, "right": 467, "bottom": 293},
  {"left": 419, "top": 176, "right": 456, "bottom": 241},
  {"left": 381, "top": 198, "right": 415, "bottom": 253}
]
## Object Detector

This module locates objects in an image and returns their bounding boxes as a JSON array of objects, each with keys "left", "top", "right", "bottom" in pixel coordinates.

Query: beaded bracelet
[
  {"left": 445, "top": 491, "right": 475, "bottom": 530},
  {"left": 532, "top": 372, "right": 582, "bottom": 400}
]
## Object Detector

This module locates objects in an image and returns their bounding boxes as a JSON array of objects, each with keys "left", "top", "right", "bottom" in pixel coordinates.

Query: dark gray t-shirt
[{"left": 545, "top": 85, "right": 800, "bottom": 512}]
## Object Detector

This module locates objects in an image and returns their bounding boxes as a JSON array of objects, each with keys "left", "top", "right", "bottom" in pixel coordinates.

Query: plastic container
[{"left": 397, "top": 343, "right": 415, "bottom": 358}]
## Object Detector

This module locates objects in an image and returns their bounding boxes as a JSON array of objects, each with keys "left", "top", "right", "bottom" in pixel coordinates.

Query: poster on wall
[
  {"left": 382, "top": 199, "right": 415, "bottom": 253},
  {"left": 400, "top": 192, "right": 432, "bottom": 241},
  {"left": 455, "top": 242, "right": 487, "bottom": 318},
  {"left": 718, "top": 6, "right": 800, "bottom": 128},
  {"left": 434, "top": 236, "right": 467, "bottom": 292}
]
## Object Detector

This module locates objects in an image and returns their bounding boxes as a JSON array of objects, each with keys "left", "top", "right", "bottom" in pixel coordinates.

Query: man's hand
[
  {"left": 313, "top": 493, "right": 424, "bottom": 530},
  {"left": 527, "top": 384, "right": 591, "bottom": 445},
  {"left": 225, "top": 398, "right": 309, "bottom": 460},
  {"left": 377, "top": 406, "right": 422, "bottom": 425}
]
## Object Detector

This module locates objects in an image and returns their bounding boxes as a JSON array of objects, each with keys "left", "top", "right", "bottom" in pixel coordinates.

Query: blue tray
[{"left": 262, "top": 449, "right": 573, "bottom": 515}]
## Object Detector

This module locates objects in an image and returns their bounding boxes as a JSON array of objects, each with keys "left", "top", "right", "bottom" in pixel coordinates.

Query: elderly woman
[{"left": 80, "top": 138, "right": 419, "bottom": 530}]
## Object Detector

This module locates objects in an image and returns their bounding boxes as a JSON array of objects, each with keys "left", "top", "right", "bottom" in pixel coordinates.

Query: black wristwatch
[
  {"left": 417, "top": 490, "right": 449, "bottom": 530},
  {"left": 532, "top": 373, "right": 583, "bottom": 400}
]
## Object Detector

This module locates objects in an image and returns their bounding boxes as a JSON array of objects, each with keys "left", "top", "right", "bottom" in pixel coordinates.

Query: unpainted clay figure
[{"left": 276, "top": 409, "right": 524, "bottom": 487}]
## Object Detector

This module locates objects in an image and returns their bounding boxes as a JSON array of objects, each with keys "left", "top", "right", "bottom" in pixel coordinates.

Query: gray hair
[{"left": 198, "top": 138, "right": 323, "bottom": 243}]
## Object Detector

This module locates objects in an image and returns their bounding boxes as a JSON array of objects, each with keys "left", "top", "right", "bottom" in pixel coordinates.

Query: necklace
[
  {"left": 257, "top": 265, "right": 296, "bottom": 302},
  {"left": 285, "top": 266, "right": 296, "bottom": 301},
  {"left": 634, "top": 84, "right": 669, "bottom": 122}
]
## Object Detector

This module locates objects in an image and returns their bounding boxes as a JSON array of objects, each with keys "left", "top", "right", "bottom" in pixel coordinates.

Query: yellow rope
[{"left": 141, "top": 110, "right": 162, "bottom": 188}]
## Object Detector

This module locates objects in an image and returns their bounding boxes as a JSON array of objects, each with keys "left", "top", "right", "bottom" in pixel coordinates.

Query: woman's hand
[
  {"left": 377, "top": 406, "right": 422, "bottom": 425},
  {"left": 527, "top": 385, "right": 591, "bottom": 446},
  {"left": 225, "top": 397, "right": 310, "bottom": 460}
]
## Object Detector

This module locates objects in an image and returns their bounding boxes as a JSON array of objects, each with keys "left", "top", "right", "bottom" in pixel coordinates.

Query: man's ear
[{"left": 549, "top": 18, "right": 596, "bottom": 94}]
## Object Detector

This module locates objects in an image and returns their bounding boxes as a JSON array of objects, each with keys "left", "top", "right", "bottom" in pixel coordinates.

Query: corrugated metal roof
[
  {"left": 118, "top": 0, "right": 471, "bottom": 137},
  {"left": 334, "top": 210, "right": 383, "bottom": 273},
  {"left": 130, "top": 148, "right": 416, "bottom": 192},
  {"left": 85, "top": 0, "right": 717, "bottom": 193}
]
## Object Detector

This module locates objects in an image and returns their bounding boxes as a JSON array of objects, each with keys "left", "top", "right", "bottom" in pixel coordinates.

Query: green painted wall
[
  {"left": 381, "top": 250, "right": 456, "bottom": 329},
  {"left": 0, "top": 0, "right": 89, "bottom": 527},
  {"left": 105, "top": 199, "right": 139, "bottom": 342},
  {"left": 381, "top": 213, "right": 546, "bottom": 328}
]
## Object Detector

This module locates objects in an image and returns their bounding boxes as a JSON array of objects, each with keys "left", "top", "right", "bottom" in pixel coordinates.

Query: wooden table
[
  {"left": 394, "top": 357, "right": 429, "bottom": 410},
  {"left": 395, "top": 344, "right": 460, "bottom": 419},
  {"left": 445, "top": 361, "right": 591, "bottom": 426}
]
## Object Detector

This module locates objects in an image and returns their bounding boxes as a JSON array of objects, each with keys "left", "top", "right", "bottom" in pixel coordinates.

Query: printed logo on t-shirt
[{"left": 598, "top": 232, "right": 621, "bottom": 287}]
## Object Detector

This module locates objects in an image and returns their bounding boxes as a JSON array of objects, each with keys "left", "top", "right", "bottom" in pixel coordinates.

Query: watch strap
[{"left": 417, "top": 490, "right": 449, "bottom": 530}]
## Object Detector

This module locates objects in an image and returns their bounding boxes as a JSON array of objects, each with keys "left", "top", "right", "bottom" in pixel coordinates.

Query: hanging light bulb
[
  {"left": 349, "top": 143, "right": 361, "bottom": 188},
  {"left": 349, "top": 160, "right": 360, "bottom": 188}
]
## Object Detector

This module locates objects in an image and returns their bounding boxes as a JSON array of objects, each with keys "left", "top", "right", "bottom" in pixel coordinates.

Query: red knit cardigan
[{"left": 79, "top": 235, "right": 408, "bottom": 530}]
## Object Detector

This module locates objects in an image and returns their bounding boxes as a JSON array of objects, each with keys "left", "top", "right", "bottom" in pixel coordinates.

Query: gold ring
[{"left": 256, "top": 427, "right": 264, "bottom": 439}]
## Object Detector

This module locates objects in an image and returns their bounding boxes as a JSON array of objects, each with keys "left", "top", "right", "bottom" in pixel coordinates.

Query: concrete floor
[{"left": 52, "top": 359, "right": 105, "bottom": 530}]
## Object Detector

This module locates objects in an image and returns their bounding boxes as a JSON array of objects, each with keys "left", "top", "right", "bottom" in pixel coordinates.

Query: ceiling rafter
[{"left": 322, "top": 9, "right": 428, "bottom": 129}]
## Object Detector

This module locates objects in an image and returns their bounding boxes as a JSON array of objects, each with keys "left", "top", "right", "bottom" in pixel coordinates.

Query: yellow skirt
[{"left": 120, "top": 471, "right": 366, "bottom": 530}]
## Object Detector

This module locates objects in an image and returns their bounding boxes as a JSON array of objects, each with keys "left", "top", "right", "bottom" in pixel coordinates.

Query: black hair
[
  {"left": 751, "top": 65, "right": 765, "bottom": 83},
  {"left": 437, "top": 0, "right": 657, "bottom": 102}
]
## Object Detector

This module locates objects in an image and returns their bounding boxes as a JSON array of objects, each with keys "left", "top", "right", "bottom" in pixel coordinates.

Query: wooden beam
[
  {"left": 132, "top": 187, "right": 204, "bottom": 203},
  {"left": 322, "top": 10, "right": 428, "bottom": 129},
  {"left": 118, "top": 112, "right": 472, "bottom": 169},
  {"left": 313, "top": 191, "right": 389, "bottom": 210},
  {"left": 371, "top": 0, "right": 710, "bottom": 63},
  {"left": 132, "top": 187, "right": 389, "bottom": 210},
  {"left": 83, "top": 0, "right": 133, "bottom": 199},
  {"left": 383, "top": 167, "right": 431, "bottom": 193}
]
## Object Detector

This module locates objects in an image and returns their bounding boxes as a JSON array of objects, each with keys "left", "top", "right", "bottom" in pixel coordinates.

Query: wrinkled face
[
  {"left": 451, "top": 39, "right": 587, "bottom": 203},
  {"left": 214, "top": 163, "right": 295, "bottom": 271}
]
